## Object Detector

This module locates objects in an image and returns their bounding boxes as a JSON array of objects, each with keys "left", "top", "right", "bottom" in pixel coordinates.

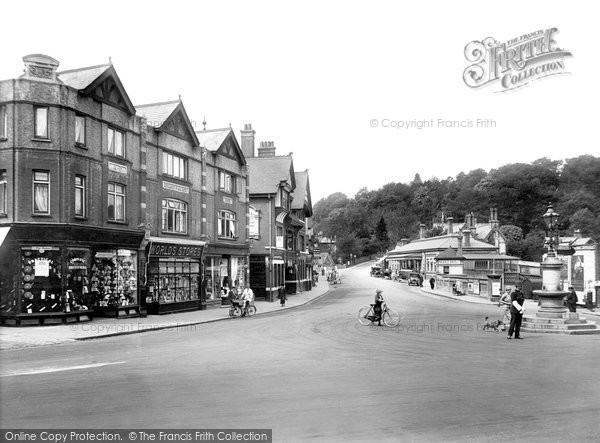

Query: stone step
[
  {"left": 521, "top": 326, "right": 600, "bottom": 335},
  {"left": 522, "top": 322, "right": 598, "bottom": 330},
  {"left": 524, "top": 317, "right": 593, "bottom": 325}
]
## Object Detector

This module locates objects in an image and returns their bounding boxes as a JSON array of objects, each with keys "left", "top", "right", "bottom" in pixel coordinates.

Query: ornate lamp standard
[{"left": 532, "top": 203, "right": 568, "bottom": 318}]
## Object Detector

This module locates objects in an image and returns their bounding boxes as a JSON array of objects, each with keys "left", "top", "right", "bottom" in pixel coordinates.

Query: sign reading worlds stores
[
  {"left": 149, "top": 242, "right": 204, "bottom": 258},
  {"left": 463, "top": 28, "right": 572, "bottom": 92}
]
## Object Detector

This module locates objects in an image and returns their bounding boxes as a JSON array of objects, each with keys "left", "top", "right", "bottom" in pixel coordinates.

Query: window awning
[
  {"left": 276, "top": 210, "right": 289, "bottom": 224},
  {"left": 0, "top": 227, "right": 10, "bottom": 248}
]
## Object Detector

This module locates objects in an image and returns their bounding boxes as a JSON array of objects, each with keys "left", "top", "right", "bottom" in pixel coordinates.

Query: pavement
[
  {"left": 0, "top": 281, "right": 332, "bottom": 350},
  {"left": 419, "top": 285, "right": 600, "bottom": 317}
]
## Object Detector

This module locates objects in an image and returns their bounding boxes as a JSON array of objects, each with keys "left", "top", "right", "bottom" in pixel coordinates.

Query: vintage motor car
[{"left": 408, "top": 272, "right": 421, "bottom": 286}]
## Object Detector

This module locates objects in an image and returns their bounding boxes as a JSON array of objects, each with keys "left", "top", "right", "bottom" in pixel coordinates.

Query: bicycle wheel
[
  {"left": 383, "top": 308, "right": 401, "bottom": 327},
  {"left": 246, "top": 305, "right": 257, "bottom": 317},
  {"left": 232, "top": 306, "right": 242, "bottom": 318},
  {"left": 358, "top": 306, "right": 373, "bottom": 325}
]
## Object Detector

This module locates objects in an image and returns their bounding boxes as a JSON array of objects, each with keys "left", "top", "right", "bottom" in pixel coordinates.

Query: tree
[
  {"left": 569, "top": 208, "right": 600, "bottom": 239},
  {"left": 375, "top": 216, "right": 390, "bottom": 253},
  {"left": 426, "top": 225, "right": 447, "bottom": 238}
]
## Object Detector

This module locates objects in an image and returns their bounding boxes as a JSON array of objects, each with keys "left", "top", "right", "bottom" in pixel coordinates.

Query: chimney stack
[
  {"left": 447, "top": 216, "right": 454, "bottom": 234},
  {"left": 457, "top": 234, "right": 463, "bottom": 256},
  {"left": 490, "top": 207, "right": 499, "bottom": 229},
  {"left": 258, "top": 141, "right": 276, "bottom": 158},
  {"left": 240, "top": 123, "right": 256, "bottom": 158},
  {"left": 574, "top": 229, "right": 582, "bottom": 239},
  {"left": 398, "top": 238, "right": 410, "bottom": 247},
  {"left": 419, "top": 224, "right": 427, "bottom": 239},
  {"left": 462, "top": 229, "right": 471, "bottom": 247}
]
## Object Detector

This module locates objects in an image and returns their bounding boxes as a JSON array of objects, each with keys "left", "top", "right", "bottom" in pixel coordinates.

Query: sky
[{"left": 1, "top": 0, "right": 597, "bottom": 201}]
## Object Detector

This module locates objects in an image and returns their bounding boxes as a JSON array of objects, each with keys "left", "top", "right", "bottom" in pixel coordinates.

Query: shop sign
[
  {"left": 34, "top": 258, "right": 51, "bottom": 277},
  {"left": 68, "top": 257, "right": 87, "bottom": 270},
  {"left": 163, "top": 181, "right": 190, "bottom": 194},
  {"left": 248, "top": 207, "right": 259, "bottom": 238},
  {"left": 223, "top": 196, "right": 233, "bottom": 204},
  {"left": 108, "top": 161, "right": 128, "bottom": 175},
  {"left": 95, "top": 252, "right": 115, "bottom": 259},
  {"left": 276, "top": 236, "right": 284, "bottom": 249},
  {"left": 149, "top": 243, "right": 203, "bottom": 257}
]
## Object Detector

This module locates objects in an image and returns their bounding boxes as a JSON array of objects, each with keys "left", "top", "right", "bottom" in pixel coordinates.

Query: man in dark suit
[
  {"left": 507, "top": 284, "right": 525, "bottom": 340},
  {"left": 566, "top": 286, "right": 578, "bottom": 312}
]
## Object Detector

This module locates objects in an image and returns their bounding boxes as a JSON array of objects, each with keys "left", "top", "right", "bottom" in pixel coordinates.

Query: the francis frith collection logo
[{"left": 463, "top": 28, "right": 572, "bottom": 92}]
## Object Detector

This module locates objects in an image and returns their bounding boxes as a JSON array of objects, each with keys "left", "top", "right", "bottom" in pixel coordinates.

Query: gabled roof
[
  {"left": 58, "top": 64, "right": 111, "bottom": 89},
  {"left": 136, "top": 100, "right": 179, "bottom": 127},
  {"left": 388, "top": 234, "right": 497, "bottom": 256},
  {"left": 58, "top": 64, "right": 136, "bottom": 114},
  {"left": 247, "top": 155, "right": 295, "bottom": 195},
  {"left": 435, "top": 247, "right": 465, "bottom": 260},
  {"left": 291, "top": 170, "right": 313, "bottom": 216},
  {"left": 196, "top": 128, "right": 246, "bottom": 165},
  {"left": 137, "top": 100, "right": 200, "bottom": 146},
  {"left": 559, "top": 236, "right": 596, "bottom": 248}
]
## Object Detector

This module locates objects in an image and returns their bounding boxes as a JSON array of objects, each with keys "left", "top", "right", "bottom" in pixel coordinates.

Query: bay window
[{"left": 33, "top": 171, "right": 50, "bottom": 214}]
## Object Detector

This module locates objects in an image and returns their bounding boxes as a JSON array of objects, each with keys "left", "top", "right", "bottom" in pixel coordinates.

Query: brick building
[
  {"left": 0, "top": 54, "right": 145, "bottom": 325},
  {"left": 196, "top": 127, "right": 249, "bottom": 308},
  {"left": 136, "top": 99, "right": 206, "bottom": 314},
  {"left": 241, "top": 126, "right": 314, "bottom": 301}
]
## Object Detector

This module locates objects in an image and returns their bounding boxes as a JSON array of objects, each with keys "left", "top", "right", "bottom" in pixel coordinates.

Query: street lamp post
[{"left": 533, "top": 203, "right": 568, "bottom": 318}]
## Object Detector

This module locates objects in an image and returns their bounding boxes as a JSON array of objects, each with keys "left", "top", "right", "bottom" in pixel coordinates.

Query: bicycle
[
  {"left": 358, "top": 303, "right": 401, "bottom": 327},
  {"left": 229, "top": 299, "right": 257, "bottom": 318}
]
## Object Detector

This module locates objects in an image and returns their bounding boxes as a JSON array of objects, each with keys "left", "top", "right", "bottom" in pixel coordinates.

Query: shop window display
[
  {"left": 146, "top": 259, "right": 200, "bottom": 304},
  {"left": 90, "top": 249, "right": 138, "bottom": 307},
  {"left": 0, "top": 249, "right": 18, "bottom": 314},
  {"left": 203, "top": 257, "right": 222, "bottom": 301},
  {"left": 20, "top": 247, "right": 66, "bottom": 313}
]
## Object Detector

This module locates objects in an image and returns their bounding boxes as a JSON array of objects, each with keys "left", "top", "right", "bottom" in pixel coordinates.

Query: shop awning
[{"left": 0, "top": 227, "right": 10, "bottom": 248}]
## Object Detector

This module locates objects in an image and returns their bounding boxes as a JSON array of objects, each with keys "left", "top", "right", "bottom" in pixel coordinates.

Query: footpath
[
  {"left": 0, "top": 282, "right": 331, "bottom": 351},
  {"left": 420, "top": 286, "right": 600, "bottom": 318}
]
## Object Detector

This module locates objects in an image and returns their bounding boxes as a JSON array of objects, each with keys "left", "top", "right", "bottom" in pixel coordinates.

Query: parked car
[
  {"left": 408, "top": 272, "right": 421, "bottom": 286},
  {"left": 370, "top": 266, "right": 382, "bottom": 277}
]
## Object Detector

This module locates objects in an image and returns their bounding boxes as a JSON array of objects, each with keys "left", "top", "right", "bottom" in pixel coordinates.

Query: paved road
[{"left": 1, "top": 262, "right": 599, "bottom": 442}]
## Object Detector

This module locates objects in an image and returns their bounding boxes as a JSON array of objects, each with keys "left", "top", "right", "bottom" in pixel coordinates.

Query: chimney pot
[
  {"left": 419, "top": 223, "right": 427, "bottom": 239},
  {"left": 457, "top": 234, "right": 463, "bottom": 255},
  {"left": 447, "top": 216, "right": 454, "bottom": 234}
]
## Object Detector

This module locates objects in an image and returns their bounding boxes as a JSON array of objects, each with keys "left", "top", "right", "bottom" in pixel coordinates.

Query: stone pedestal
[{"left": 522, "top": 254, "right": 599, "bottom": 334}]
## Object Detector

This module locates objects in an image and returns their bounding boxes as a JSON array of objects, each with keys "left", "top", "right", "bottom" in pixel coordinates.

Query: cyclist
[
  {"left": 373, "top": 289, "right": 385, "bottom": 326},
  {"left": 240, "top": 284, "right": 254, "bottom": 317}
]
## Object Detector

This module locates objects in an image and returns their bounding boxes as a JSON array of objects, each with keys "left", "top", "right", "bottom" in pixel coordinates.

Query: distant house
[{"left": 386, "top": 210, "right": 534, "bottom": 299}]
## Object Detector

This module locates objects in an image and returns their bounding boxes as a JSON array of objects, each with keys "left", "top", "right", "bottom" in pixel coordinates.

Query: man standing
[
  {"left": 429, "top": 277, "right": 435, "bottom": 290},
  {"left": 508, "top": 284, "right": 525, "bottom": 339},
  {"left": 566, "top": 286, "right": 578, "bottom": 313}
]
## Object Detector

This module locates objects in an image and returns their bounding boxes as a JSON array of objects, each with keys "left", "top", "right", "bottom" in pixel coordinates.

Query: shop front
[
  {"left": 0, "top": 225, "right": 144, "bottom": 326},
  {"left": 203, "top": 245, "right": 249, "bottom": 308},
  {"left": 143, "top": 238, "right": 205, "bottom": 315}
]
